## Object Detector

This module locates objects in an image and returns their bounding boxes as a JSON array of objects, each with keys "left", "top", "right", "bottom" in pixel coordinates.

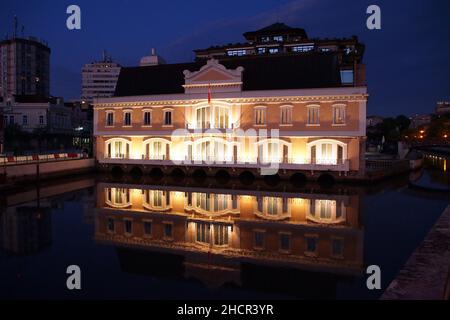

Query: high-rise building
[
  {"left": 0, "top": 36, "right": 50, "bottom": 98},
  {"left": 81, "top": 52, "right": 121, "bottom": 103}
]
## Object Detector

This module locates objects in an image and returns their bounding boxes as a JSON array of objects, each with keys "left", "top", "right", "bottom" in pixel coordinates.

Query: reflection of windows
[
  {"left": 144, "top": 190, "right": 170, "bottom": 211},
  {"left": 332, "top": 238, "right": 344, "bottom": 257},
  {"left": 143, "top": 220, "right": 152, "bottom": 237},
  {"left": 105, "top": 188, "right": 131, "bottom": 208},
  {"left": 308, "top": 199, "right": 346, "bottom": 224},
  {"left": 190, "top": 193, "right": 237, "bottom": 216},
  {"left": 124, "top": 219, "right": 132, "bottom": 235},
  {"left": 163, "top": 222, "right": 173, "bottom": 239},
  {"left": 214, "top": 225, "right": 229, "bottom": 246},
  {"left": 305, "top": 236, "right": 317, "bottom": 255},
  {"left": 107, "top": 217, "right": 115, "bottom": 233},
  {"left": 253, "top": 230, "right": 265, "bottom": 249},
  {"left": 279, "top": 233, "right": 291, "bottom": 252},
  {"left": 196, "top": 222, "right": 210, "bottom": 244},
  {"left": 255, "top": 197, "right": 290, "bottom": 220}
]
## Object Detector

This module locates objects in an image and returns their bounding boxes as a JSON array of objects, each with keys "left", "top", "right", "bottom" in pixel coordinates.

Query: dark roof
[
  {"left": 13, "top": 95, "right": 59, "bottom": 103},
  {"left": 114, "top": 53, "right": 342, "bottom": 97},
  {"left": 243, "top": 23, "right": 308, "bottom": 40}
]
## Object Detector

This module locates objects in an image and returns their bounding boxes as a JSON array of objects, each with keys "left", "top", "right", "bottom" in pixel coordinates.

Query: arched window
[
  {"left": 193, "top": 137, "right": 236, "bottom": 163},
  {"left": 256, "top": 139, "right": 291, "bottom": 164},
  {"left": 105, "top": 138, "right": 131, "bottom": 159},
  {"left": 105, "top": 188, "right": 131, "bottom": 208},
  {"left": 143, "top": 138, "right": 171, "bottom": 160},
  {"left": 307, "top": 139, "right": 347, "bottom": 165},
  {"left": 254, "top": 196, "right": 291, "bottom": 220},
  {"left": 188, "top": 193, "right": 239, "bottom": 216},
  {"left": 196, "top": 105, "right": 211, "bottom": 129},
  {"left": 143, "top": 190, "right": 171, "bottom": 211},
  {"left": 307, "top": 199, "right": 346, "bottom": 224}
]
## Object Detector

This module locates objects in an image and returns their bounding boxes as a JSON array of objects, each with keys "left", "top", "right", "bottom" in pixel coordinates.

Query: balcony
[{"left": 100, "top": 155, "right": 350, "bottom": 172}]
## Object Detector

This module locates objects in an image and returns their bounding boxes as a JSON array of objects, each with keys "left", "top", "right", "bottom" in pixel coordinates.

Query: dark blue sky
[{"left": 0, "top": 0, "right": 449, "bottom": 116}]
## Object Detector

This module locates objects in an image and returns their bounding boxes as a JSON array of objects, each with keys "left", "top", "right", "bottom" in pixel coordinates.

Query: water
[{"left": 0, "top": 166, "right": 449, "bottom": 300}]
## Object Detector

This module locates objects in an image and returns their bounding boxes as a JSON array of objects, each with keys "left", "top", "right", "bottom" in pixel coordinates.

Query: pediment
[{"left": 191, "top": 69, "right": 235, "bottom": 82}]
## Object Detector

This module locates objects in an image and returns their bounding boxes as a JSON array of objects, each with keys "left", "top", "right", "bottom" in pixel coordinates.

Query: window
[
  {"left": 333, "top": 105, "right": 346, "bottom": 125},
  {"left": 9, "top": 115, "right": 14, "bottom": 125},
  {"left": 253, "top": 230, "right": 265, "bottom": 249},
  {"left": 319, "top": 47, "right": 332, "bottom": 52},
  {"left": 163, "top": 222, "right": 173, "bottom": 239},
  {"left": 143, "top": 111, "right": 152, "bottom": 126},
  {"left": 273, "top": 35, "right": 283, "bottom": 42},
  {"left": 268, "top": 47, "right": 279, "bottom": 54},
  {"left": 227, "top": 49, "right": 246, "bottom": 57},
  {"left": 261, "top": 36, "right": 270, "bottom": 42},
  {"left": 196, "top": 222, "right": 210, "bottom": 244},
  {"left": 196, "top": 106, "right": 210, "bottom": 129},
  {"left": 39, "top": 115, "right": 44, "bottom": 125},
  {"left": 213, "top": 225, "right": 229, "bottom": 246},
  {"left": 332, "top": 238, "right": 343, "bottom": 257},
  {"left": 307, "top": 105, "right": 320, "bottom": 125},
  {"left": 164, "top": 110, "right": 172, "bottom": 126},
  {"left": 292, "top": 45, "right": 314, "bottom": 52},
  {"left": 279, "top": 233, "right": 291, "bottom": 252},
  {"left": 257, "top": 47, "right": 266, "bottom": 54},
  {"left": 107, "top": 218, "right": 115, "bottom": 233},
  {"left": 143, "top": 221, "right": 152, "bottom": 236},
  {"left": 124, "top": 219, "right": 132, "bottom": 235},
  {"left": 22, "top": 115, "right": 28, "bottom": 125},
  {"left": 106, "top": 112, "right": 114, "bottom": 126},
  {"left": 305, "top": 236, "right": 317, "bottom": 254},
  {"left": 123, "top": 111, "right": 132, "bottom": 126},
  {"left": 254, "top": 107, "right": 266, "bottom": 125},
  {"left": 280, "top": 106, "right": 292, "bottom": 125},
  {"left": 340, "top": 70, "right": 354, "bottom": 84}
]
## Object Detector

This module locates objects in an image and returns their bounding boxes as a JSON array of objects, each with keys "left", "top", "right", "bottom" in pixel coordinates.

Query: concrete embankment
[
  {"left": 1, "top": 158, "right": 95, "bottom": 182},
  {"left": 381, "top": 205, "right": 450, "bottom": 300}
]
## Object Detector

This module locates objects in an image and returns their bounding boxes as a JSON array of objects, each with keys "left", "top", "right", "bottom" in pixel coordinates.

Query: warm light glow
[
  {"left": 444, "top": 134, "right": 448, "bottom": 139},
  {"left": 420, "top": 130, "right": 425, "bottom": 134}
]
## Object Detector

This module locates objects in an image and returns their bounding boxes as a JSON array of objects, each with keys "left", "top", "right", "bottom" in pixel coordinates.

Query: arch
[
  {"left": 306, "top": 198, "right": 346, "bottom": 224},
  {"left": 129, "top": 166, "right": 143, "bottom": 178},
  {"left": 105, "top": 138, "right": 131, "bottom": 159},
  {"left": 307, "top": 139, "right": 347, "bottom": 165},
  {"left": 143, "top": 138, "right": 172, "bottom": 160},
  {"left": 256, "top": 138, "right": 292, "bottom": 164},
  {"left": 105, "top": 187, "right": 131, "bottom": 209},
  {"left": 254, "top": 196, "right": 291, "bottom": 221},
  {"left": 317, "top": 173, "right": 336, "bottom": 187},
  {"left": 239, "top": 170, "right": 255, "bottom": 185},
  {"left": 149, "top": 167, "right": 164, "bottom": 180},
  {"left": 215, "top": 169, "right": 231, "bottom": 184},
  {"left": 192, "top": 137, "right": 238, "bottom": 163},
  {"left": 290, "top": 172, "right": 307, "bottom": 187}
]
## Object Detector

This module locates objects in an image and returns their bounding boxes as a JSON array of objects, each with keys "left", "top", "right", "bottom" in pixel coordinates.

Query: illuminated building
[{"left": 94, "top": 24, "right": 368, "bottom": 177}]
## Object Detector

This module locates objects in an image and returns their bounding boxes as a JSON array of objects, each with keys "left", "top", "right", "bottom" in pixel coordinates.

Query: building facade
[
  {"left": 0, "top": 37, "right": 50, "bottom": 98},
  {"left": 436, "top": 101, "right": 450, "bottom": 115},
  {"left": 81, "top": 53, "right": 121, "bottom": 103},
  {"left": 94, "top": 26, "right": 368, "bottom": 178}
]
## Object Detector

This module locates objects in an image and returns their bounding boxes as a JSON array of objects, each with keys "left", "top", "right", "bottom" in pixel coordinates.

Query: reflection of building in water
[
  {"left": 95, "top": 183, "right": 363, "bottom": 290},
  {"left": 0, "top": 205, "right": 52, "bottom": 255}
]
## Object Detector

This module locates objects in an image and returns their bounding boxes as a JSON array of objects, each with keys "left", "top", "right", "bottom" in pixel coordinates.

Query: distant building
[
  {"left": 1, "top": 95, "right": 72, "bottom": 134},
  {"left": 81, "top": 52, "right": 121, "bottom": 103},
  {"left": 366, "top": 115, "right": 384, "bottom": 127},
  {"left": 436, "top": 101, "right": 450, "bottom": 115},
  {"left": 139, "top": 48, "right": 166, "bottom": 66},
  {"left": 409, "top": 114, "right": 432, "bottom": 129},
  {"left": 0, "top": 36, "right": 50, "bottom": 98},
  {"left": 0, "top": 96, "right": 3, "bottom": 153},
  {"left": 194, "top": 22, "right": 366, "bottom": 87}
]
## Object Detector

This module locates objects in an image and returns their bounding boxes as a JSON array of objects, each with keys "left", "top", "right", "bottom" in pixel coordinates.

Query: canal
[{"left": 0, "top": 161, "right": 449, "bottom": 299}]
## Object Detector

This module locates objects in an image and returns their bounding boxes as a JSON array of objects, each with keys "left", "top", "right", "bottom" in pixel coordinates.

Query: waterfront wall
[{"left": 2, "top": 158, "right": 95, "bottom": 181}]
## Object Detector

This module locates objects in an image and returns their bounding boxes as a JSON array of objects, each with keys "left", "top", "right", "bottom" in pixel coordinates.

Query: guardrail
[{"left": 0, "top": 152, "right": 85, "bottom": 165}]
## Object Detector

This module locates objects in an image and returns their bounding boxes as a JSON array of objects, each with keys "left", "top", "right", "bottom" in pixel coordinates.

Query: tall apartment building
[
  {"left": 93, "top": 24, "right": 368, "bottom": 179},
  {"left": 81, "top": 53, "right": 121, "bottom": 103},
  {"left": 0, "top": 36, "right": 50, "bottom": 98}
]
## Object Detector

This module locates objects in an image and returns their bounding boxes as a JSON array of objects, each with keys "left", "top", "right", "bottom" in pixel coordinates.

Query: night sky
[{"left": 0, "top": 0, "right": 449, "bottom": 117}]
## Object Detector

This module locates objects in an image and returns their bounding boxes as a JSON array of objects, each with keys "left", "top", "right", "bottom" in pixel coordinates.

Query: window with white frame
[
  {"left": 106, "top": 111, "right": 114, "bottom": 126},
  {"left": 332, "top": 105, "right": 346, "bottom": 125},
  {"left": 307, "top": 105, "right": 320, "bottom": 125},
  {"left": 123, "top": 111, "right": 132, "bottom": 126},
  {"left": 280, "top": 106, "right": 293, "bottom": 125},
  {"left": 143, "top": 110, "right": 152, "bottom": 126},
  {"left": 254, "top": 107, "right": 266, "bottom": 125},
  {"left": 164, "top": 110, "right": 172, "bottom": 126}
]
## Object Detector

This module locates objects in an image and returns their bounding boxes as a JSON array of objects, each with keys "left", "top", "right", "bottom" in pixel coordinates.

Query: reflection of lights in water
[{"left": 444, "top": 160, "right": 447, "bottom": 172}]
